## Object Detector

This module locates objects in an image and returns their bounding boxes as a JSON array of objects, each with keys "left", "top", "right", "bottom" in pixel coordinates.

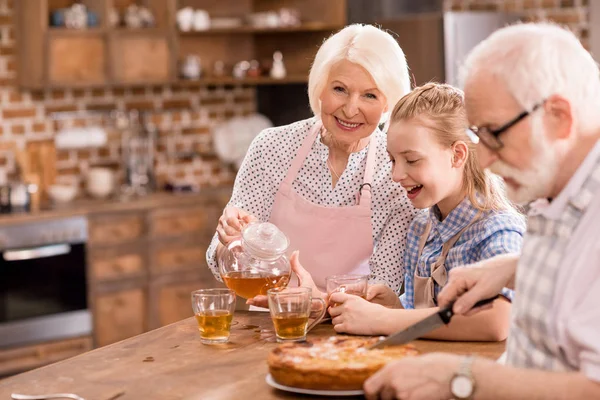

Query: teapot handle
[{"left": 227, "top": 238, "right": 243, "bottom": 252}]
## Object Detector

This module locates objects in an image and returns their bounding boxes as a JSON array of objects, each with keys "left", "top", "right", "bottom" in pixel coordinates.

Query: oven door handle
[{"left": 2, "top": 244, "right": 72, "bottom": 261}]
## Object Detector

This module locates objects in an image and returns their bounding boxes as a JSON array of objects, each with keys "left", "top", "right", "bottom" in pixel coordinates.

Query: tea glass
[
  {"left": 267, "top": 287, "right": 326, "bottom": 342},
  {"left": 191, "top": 288, "right": 236, "bottom": 344},
  {"left": 325, "top": 274, "right": 369, "bottom": 307}
]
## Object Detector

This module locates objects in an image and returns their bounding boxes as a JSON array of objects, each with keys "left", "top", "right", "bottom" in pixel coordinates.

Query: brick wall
[
  {"left": 0, "top": 0, "right": 256, "bottom": 190},
  {"left": 444, "top": 0, "right": 589, "bottom": 46}
]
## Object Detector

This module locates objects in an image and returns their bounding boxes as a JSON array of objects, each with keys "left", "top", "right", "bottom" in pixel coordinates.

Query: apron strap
[
  {"left": 281, "top": 120, "right": 323, "bottom": 186},
  {"left": 413, "top": 210, "right": 483, "bottom": 308},
  {"left": 282, "top": 119, "right": 378, "bottom": 207},
  {"left": 357, "top": 134, "right": 379, "bottom": 205},
  {"left": 430, "top": 212, "right": 484, "bottom": 288}
]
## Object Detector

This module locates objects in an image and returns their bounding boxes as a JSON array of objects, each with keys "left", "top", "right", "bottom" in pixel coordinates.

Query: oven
[{"left": 0, "top": 216, "right": 91, "bottom": 348}]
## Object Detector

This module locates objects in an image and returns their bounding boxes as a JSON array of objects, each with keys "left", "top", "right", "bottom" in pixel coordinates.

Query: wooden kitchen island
[{"left": 0, "top": 311, "right": 505, "bottom": 399}]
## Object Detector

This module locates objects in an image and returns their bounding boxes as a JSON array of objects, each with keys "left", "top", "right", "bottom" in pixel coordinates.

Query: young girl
[{"left": 327, "top": 83, "right": 526, "bottom": 341}]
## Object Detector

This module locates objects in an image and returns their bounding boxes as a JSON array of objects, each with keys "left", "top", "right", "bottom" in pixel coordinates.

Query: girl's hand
[
  {"left": 367, "top": 284, "right": 402, "bottom": 308},
  {"left": 216, "top": 206, "right": 257, "bottom": 246},
  {"left": 328, "top": 292, "right": 389, "bottom": 335}
]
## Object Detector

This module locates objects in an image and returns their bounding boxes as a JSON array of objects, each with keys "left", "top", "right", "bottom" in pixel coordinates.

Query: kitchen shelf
[
  {"left": 47, "top": 28, "right": 107, "bottom": 36},
  {"left": 175, "top": 75, "right": 308, "bottom": 86},
  {"left": 178, "top": 23, "right": 343, "bottom": 35},
  {"left": 16, "top": 0, "right": 346, "bottom": 89}
]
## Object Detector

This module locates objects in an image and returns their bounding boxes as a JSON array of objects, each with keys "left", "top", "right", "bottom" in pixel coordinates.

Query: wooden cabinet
[
  {"left": 86, "top": 195, "right": 227, "bottom": 348},
  {"left": 0, "top": 337, "right": 93, "bottom": 377},
  {"left": 89, "top": 245, "right": 146, "bottom": 281},
  {"left": 15, "top": 0, "right": 347, "bottom": 88},
  {"left": 89, "top": 213, "right": 145, "bottom": 244},
  {"left": 47, "top": 32, "right": 108, "bottom": 85},
  {"left": 157, "top": 281, "right": 206, "bottom": 326},
  {"left": 94, "top": 288, "right": 146, "bottom": 347}
]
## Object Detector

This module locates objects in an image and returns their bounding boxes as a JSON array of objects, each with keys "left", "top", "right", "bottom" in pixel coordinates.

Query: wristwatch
[{"left": 450, "top": 356, "right": 475, "bottom": 399}]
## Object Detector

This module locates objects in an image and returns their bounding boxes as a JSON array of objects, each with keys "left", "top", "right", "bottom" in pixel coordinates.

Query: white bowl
[{"left": 48, "top": 184, "right": 78, "bottom": 203}]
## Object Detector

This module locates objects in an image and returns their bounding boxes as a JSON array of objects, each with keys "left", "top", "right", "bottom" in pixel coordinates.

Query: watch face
[{"left": 451, "top": 375, "right": 474, "bottom": 399}]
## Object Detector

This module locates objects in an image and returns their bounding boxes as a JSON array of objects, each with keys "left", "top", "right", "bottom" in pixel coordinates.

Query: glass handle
[{"left": 307, "top": 298, "right": 327, "bottom": 332}]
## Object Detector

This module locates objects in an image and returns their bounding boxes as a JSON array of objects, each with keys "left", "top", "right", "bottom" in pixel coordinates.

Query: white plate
[{"left": 265, "top": 373, "right": 364, "bottom": 397}]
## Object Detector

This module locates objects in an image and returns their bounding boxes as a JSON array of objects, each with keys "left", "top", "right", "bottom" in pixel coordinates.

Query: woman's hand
[
  {"left": 367, "top": 284, "right": 402, "bottom": 308},
  {"left": 247, "top": 251, "right": 325, "bottom": 308},
  {"left": 216, "top": 206, "right": 257, "bottom": 246},
  {"left": 291, "top": 251, "right": 326, "bottom": 301},
  {"left": 328, "top": 292, "right": 390, "bottom": 335}
]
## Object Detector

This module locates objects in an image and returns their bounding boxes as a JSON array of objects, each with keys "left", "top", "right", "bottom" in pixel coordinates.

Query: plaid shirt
[{"left": 400, "top": 197, "right": 526, "bottom": 309}]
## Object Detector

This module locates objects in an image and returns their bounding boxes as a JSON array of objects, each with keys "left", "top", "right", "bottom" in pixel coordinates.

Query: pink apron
[{"left": 269, "top": 120, "right": 376, "bottom": 291}]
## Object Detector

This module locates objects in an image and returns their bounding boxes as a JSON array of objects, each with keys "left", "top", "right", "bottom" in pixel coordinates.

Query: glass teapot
[{"left": 218, "top": 222, "right": 291, "bottom": 299}]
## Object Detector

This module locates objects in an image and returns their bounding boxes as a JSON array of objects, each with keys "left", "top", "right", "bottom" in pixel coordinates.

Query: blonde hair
[
  {"left": 390, "top": 83, "right": 514, "bottom": 212},
  {"left": 308, "top": 24, "right": 411, "bottom": 130}
]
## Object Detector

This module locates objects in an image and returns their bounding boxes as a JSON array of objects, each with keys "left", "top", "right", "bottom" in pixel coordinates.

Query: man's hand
[
  {"left": 364, "top": 353, "right": 461, "bottom": 400},
  {"left": 438, "top": 254, "right": 519, "bottom": 315}
]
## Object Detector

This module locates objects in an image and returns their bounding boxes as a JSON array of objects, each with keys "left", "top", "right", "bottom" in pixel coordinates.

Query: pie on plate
[{"left": 267, "top": 336, "right": 419, "bottom": 391}]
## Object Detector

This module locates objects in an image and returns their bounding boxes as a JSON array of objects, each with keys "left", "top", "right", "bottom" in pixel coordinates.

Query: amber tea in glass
[
  {"left": 267, "top": 287, "right": 326, "bottom": 342},
  {"left": 191, "top": 289, "right": 236, "bottom": 344},
  {"left": 326, "top": 274, "right": 368, "bottom": 307},
  {"left": 222, "top": 271, "right": 289, "bottom": 299}
]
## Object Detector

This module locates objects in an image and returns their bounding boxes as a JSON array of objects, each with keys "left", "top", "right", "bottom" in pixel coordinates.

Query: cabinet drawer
[
  {"left": 89, "top": 214, "right": 145, "bottom": 245},
  {"left": 90, "top": 248, "right": 146, "bottom": 282},
  {"left": 149, "top": 207, "right": 208, "bottom": 237},
  {"left": 94, "top": 289, "right": 145, "bottom": 347},
  {"left": 153, "top": 242, "right": 206, "bottom": 274},
  {"left": 158, "top": 281, "right": 210, "bottom": 326},
  {"left": 0, "top": 336, "right": 93, "bottom": 377}
]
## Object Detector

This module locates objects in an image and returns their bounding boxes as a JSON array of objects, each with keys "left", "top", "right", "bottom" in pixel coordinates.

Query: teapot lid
[{"left": 242, "top": 222, "right": 289, "bottom": 260}]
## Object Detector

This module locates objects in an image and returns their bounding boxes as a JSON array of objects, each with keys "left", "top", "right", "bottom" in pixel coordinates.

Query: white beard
[{"left": 488, "top": 114, "right": 557, "bottom": 205}]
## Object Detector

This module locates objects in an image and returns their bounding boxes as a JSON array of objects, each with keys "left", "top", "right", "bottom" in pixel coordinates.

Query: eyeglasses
[{"left": 468, "top": 101, "right": 546, "bottom": 150}]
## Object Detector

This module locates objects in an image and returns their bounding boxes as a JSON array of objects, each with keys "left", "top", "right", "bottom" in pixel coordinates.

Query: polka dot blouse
[{"left": 205, "top": 117, "right": 418, "bottom": 292}]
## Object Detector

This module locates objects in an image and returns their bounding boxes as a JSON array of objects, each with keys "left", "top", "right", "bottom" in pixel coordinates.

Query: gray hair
[{"left": 308, "top": 24, "right": 411, "bottom": 130}]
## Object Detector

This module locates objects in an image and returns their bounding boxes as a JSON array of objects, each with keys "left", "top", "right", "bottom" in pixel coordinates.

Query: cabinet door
[
  {"left": 110, "top": 33, "right": 172, "bottom": 84},
  {"left": 89, "top": 245, "right": 146, "bottom": 282},
  {"left": 94, "top": 289, "right": 145, "bottom": 347},
  {"left": 149, "top": 207, "right": 209, "bottom": 238},
  {"left": 0, "top": 336, "right": 92, "bottom": 377},
  {"left": 89, "top": 213, "right": 145, "bottom": 245},
  {"left": 48, "top": 34, "right": 107, "bottom": 85},
  {"left": 158, "top": 281, "right": 210, "bottom": 326}
]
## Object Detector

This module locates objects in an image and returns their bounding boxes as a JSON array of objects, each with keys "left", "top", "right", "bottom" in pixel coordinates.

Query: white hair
[
  {"left": 460, "top": 22, "right": 600, "bottom": 132},
  {"left": 308, "top": 24, "right": 411, "bottom": 129}
]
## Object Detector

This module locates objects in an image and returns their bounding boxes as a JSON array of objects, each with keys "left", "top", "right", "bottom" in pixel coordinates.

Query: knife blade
[{"left": 369, "top": 295, "right": 500, "bottom": 349}]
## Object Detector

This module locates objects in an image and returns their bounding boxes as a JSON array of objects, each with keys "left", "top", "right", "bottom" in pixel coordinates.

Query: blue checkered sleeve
[{"left": 467, "top": 212, "right": 526, "bottom": 301}]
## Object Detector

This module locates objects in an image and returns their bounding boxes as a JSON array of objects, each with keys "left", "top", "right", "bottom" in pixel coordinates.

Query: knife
[{"left": 369, "top": 295, "right": 500, "bottom": 349}]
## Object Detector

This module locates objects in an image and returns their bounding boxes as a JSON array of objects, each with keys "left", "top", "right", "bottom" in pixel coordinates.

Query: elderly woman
[{"left": 206, "top": 24, "right": 417, "bottom": 300}]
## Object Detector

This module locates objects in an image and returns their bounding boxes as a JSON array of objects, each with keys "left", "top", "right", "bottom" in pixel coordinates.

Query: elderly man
[{"left": 364, "top": 22, "right": 600, "bottom": 400}]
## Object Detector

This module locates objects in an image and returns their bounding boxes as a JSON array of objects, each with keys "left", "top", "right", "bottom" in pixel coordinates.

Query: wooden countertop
[
  {"left": 0, "top": 311, "right": 506, "bottom": 400},
  {"left": 0, "top": 187, "right": 232, "bottom": 226}
]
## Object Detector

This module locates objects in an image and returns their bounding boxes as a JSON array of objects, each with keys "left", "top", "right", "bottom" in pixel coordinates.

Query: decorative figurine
[
  {"left": 233, "top": 61, "right": 250, "bottom": 79},
  {"left": 247, "top": 60, "right": 262, "bottom": 78},
  {"left": 109, "top": 7, "right": 120, "bottom": 27},
  {"left": 213, "top": 60, "right": 226, "bottom": 77},
  {"left": 193, "top": 9, "right": 210, "bottom": 31},
  {"left": 177, "top": 7, "right": 194, "bottom": 32},
  {"left": 270, "top": 51, "right": 287, "bottom": 79},
  {"left": 64, "top": 3, "right": 88, "bottom": 29},
  {"left": 181, "top": 55, "right": 202, "bottom": 80}
]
